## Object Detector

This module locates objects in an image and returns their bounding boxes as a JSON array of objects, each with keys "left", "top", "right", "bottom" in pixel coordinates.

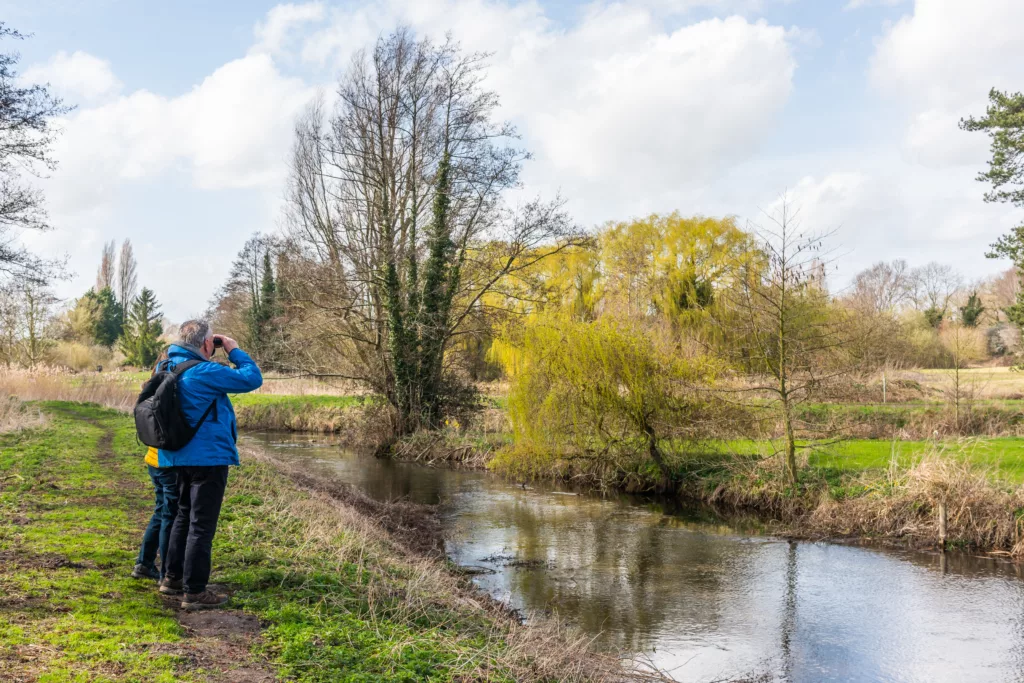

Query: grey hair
[{"left": 179, "top": 319, "right": 212, "bottom": 349}]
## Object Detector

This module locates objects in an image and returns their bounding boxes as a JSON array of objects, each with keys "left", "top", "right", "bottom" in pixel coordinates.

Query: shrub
[{"left": 45, "top": 342, "right": 115, "bottom": 371}]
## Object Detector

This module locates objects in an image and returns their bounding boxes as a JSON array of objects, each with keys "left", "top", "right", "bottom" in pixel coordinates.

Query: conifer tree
[{"left": 119, "top": 288, "right": 163, "bottom": 367}]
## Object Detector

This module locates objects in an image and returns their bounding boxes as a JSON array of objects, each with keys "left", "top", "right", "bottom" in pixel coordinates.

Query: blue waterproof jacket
[{"left": 156, "top": 343, "right": 263, "bottom": 467}]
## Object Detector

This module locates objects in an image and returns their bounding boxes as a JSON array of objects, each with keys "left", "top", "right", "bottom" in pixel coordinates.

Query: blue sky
[{"left": 5, "top": 0, "right": 1024, "bottom": 321}]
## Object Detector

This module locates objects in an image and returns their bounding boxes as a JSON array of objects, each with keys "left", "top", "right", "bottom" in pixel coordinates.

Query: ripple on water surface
[{"left": 249, "top": 433, "right": 1024, "bottom": 683}]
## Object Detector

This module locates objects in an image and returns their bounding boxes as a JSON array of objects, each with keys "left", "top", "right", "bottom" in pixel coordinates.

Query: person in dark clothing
[
  {"left": 132, "top": 350, "right": 178, "bottom": 581},
  {"left": 155, "top": 319, "right": 262, "bottom": 610}
]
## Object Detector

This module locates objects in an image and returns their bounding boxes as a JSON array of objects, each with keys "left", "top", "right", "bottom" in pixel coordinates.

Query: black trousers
[{"left": 164, "top": 465, "right": 229, "bottom": 594}]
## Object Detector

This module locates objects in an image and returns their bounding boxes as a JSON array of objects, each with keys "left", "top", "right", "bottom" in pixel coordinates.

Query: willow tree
[
  {"left": 496, "top": 315, "right": 721, "bottom": 485},
  {"left": 283, "top": 29, "right": 579, "bottom": 436}
]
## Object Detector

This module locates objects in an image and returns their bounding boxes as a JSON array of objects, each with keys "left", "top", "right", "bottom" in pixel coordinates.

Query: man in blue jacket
[{"left": 156, "top": 319, "right": 263, "bottom": 610}]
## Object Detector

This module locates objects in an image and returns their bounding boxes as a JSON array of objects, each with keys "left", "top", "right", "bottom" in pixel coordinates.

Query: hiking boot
[
  {"left": 131, "top": 564, "right": 160, "bottom": 580},
  {"left": 158, "top": 577, "right": 184, "bottom": 595},
  {"left": 182, "top": 590, "right": 229, "bottom": 611}
]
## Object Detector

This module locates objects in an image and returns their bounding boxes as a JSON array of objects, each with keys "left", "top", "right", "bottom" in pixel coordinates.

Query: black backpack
[{"left": 134, "top": 359, "right": 218, "bottom": 451}]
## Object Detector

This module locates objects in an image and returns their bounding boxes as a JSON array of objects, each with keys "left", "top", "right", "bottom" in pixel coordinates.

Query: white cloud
[
  {"left": 31, "top": 47, "right": 317, "bottom": 319},
  {"left": 748, "top": 159, "right": 1024, "bottom": 292},
  {"left": 47, "top": 52, "right": 315, "bottom": 217},
  {"left": 252, "top": 2, "right": 326, "bottom": 57},
  {"left": 902, "top": 108, "right": 987, "bottom": 168},
  {"left": 298, "top": 1, "right": 796, "bottom": 224},
  {"left": 22, "top": 50, "right": 122, "bottom": 104},
  {"left": 869, "top": 0, "right": 1024, "bottom": 171},
  {"left": 871, "top": 0, "right": 1024, "bottom": 108}
]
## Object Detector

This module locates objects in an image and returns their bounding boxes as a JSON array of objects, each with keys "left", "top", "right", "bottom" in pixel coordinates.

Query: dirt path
[{"left": 148, "top": 598, "right": 274, "bottom": 682}]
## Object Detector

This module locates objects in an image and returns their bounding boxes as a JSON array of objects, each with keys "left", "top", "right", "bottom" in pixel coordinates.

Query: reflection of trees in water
[
  {"left": 476, "top": 494, "right": 768, "bottom": 652},
  {"left": 1007, "top": 562, "right": 1024, "bottom": 678},
  {"left": 779, "top": 541, "right": 797, "bottom": 682}
]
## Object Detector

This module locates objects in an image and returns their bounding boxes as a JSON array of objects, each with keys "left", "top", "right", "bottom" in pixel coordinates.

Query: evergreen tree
[
  {"left": 247, "top": 250, "right": 278, "bottom": 363},
  {"left": 120, "top": 288, "right": 163, "bottom": 367},
  {"left": 90, "top": 287, "right": 123, "bottom": 347},
  {"left": 963, "top": 91, "right": 1024, "bottom": 329},
  {"left": 259, "top": 250, "right": 278, "bottom": 323},
  {"left": 959, "top": 291, "right": 985, "bottom": 328}
]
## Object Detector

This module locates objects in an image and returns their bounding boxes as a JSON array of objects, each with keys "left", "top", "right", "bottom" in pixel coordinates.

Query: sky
[{"left": 4, "top": 0, "right": 1024, "bottom": 322}]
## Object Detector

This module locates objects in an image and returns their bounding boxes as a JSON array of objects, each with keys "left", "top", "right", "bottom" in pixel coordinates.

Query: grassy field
[
  {"left": 899, "top": 366, "right": 1024, "bottom": 399},
  {"left": 695, "top": 437, "right": 1024, "bottom": 483},
  {"left": 0, "top": 402, "right": 634, "bottom": 682}
]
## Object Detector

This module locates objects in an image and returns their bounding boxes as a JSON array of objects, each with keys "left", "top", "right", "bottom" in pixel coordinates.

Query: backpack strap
[
  {"left": 170, "top": 359, "right": 219, "bottom": 431},
  {"left": 170, "top": 359, "right": 204, "bottom": 376}
]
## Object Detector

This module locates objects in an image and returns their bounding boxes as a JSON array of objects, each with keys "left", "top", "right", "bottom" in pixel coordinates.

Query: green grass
[
  {"left": 230, "top": 394, "right": 376, "bottom": 434},
  {"left": 0, "top": 402, "right": 585, "bottom": 682},
  {"left": 668, "top": 436, "right": 1024, "bottom": 486},
  {"left": 0, "top": 402, "right": 196, "bottom": 682},
  {"left": 806, "top": 438, "right": 1024, "bottom": 482},
  {"left": 229, "top": 393, "right": 369, "bottom": 409}
]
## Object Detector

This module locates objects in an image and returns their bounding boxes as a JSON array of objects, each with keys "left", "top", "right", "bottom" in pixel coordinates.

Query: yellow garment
[{"left": 144, "top": 446, "right": 159, "bottom": 468}]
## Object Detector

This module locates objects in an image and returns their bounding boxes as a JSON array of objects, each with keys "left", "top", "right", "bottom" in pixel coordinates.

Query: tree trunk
[
  {"left": 643, "top": 422, "right": 672, "bottom": 486},
  {"left": 782, "top": 403, "right": 798, "bottom": 487}
]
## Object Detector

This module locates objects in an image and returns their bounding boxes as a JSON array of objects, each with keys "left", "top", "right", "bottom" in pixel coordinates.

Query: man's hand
[{"left": 213, "top": 335, "right": 239, "bottom": 354}]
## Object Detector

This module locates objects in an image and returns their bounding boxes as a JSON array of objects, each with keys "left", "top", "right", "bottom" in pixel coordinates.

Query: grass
[
  {"left": 687, "top": 437, "right": 1024, "bottom": 484},
  {"left": 229, "top": 393, "right": 369, "bottom": 410},
  {"left": 0, "top": 402, "right": 643, "bottom": 682},
  {"left": 230, "top": 393, "right": 380, "bottom": 436},
  {"left": 0, "top": 402, "right": 191, "bottom": 682}
]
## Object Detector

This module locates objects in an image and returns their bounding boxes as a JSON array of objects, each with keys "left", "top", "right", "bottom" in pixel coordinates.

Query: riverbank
[
  {"left": 232, "top": 396, "right": 1024, "bottom": 558},
  {"left": 0, "top": 402, "right": 657, "bottom": 682}
]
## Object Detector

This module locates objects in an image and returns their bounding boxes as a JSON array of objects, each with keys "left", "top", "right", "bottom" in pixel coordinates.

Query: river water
[{"left": 249, "top": 433, "right": 1024, "bottom": 682}]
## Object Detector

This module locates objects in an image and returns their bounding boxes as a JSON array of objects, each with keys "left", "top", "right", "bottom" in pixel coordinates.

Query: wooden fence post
[{"left": 938, "top": 502, "right": 948, "bottom": 550}]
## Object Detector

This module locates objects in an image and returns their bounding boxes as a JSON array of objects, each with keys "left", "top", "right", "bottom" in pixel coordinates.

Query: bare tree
[
  {"left": 849, "top": 260, "right": 912, "bottom": 314},
  {"left": 723, "top": 198, "right": 864, "bottom": 486},
  {"left": 981, "top": 267, "right": 1021, "bottom": 322},
  {"left": 116, "top": 239, "right": 138, "bottom": 318},
  {"left": 210, "top": 232, "right": 279, "bottom": 356},
  {"left": 940, "top": 322, "right": 985, "bottom": 434},
  {"left": 96, "top": 240, "right": 116, "bottom": 292},
  {"left": 283, "top": 29, "right": 581, "bottom": 436},
  {"left": 21, "top": 281, "right": 56, "bottom": 366},
  {"left": 0, "top": 285, "right": 20, "bottom": 366},
  {"left": 910, "top": 262, "right": 963, "bottom": 325},
  {"left": 0, "top": 23, "right": 70, "bottom": 283}
]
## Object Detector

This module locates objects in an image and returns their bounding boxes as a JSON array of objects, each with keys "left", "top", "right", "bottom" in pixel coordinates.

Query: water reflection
[{"left": 249, "top": 433, "right": 1024, "bottom": 682}]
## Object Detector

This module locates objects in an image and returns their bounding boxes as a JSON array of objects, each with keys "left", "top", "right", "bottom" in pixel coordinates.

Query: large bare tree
[
  {"left": 909, "top": 262, "right": 963, "bottom": 325},
  {"left": 849, "top": 260, "right": 912, "bottom": 315},
  {"left": 0, "top": 23, "right": 70, "bottom": 283},
  {"left": 283, "top": 29, "right": 580, "bottom": 436}
]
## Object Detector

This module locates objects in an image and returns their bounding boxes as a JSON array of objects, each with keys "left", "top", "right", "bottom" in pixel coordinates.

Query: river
[{"left": 249, "top": 433, "right": 1024, "bottom": 683}]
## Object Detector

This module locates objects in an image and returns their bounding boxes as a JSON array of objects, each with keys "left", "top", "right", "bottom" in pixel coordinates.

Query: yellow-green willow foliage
[
  {"left": 486, "top": 243, "right": 601, "bottom": 376},
  {"left": 599, "top": 213, "right": 759, "bottom": 327},
  {"left": 489, "top": 214, "right": 760, "bottom": 377},
  {"left": 494, "top": 315, "right": 722, "bottom": 482}
]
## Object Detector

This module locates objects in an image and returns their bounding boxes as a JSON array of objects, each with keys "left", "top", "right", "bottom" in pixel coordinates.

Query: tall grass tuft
[{"left": 0, "top": 396, "right": 46, "bottom": 432}]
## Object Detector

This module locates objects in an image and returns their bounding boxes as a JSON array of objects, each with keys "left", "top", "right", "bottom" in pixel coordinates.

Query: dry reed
[
  {"left": 0, "top": 396, "right": 47, "bottom": 433},
  {"left": 0, "top": 370, "right": 137, "bottom": 411}
]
